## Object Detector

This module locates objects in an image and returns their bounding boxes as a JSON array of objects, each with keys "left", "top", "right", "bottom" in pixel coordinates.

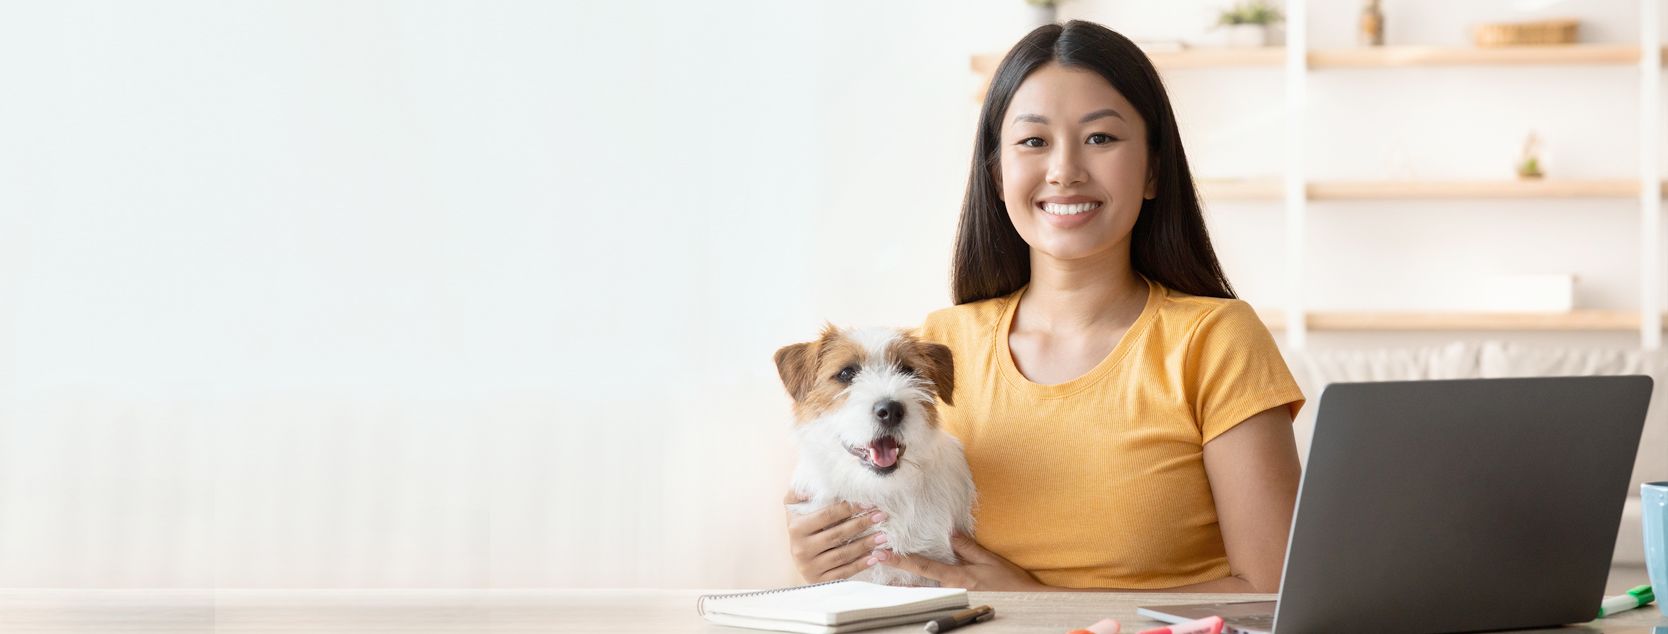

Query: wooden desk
[{"left": 0, "top": 589, "right": 1662, "bottom": 632}]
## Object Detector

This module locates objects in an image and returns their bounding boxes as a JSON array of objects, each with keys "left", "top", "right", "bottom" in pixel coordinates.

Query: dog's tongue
[{"left": 867, "top": 437, "right": 900, "bottom": 469}]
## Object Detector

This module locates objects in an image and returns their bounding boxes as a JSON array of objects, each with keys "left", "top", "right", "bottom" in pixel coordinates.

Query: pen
[
  {"left": 924, "top": 604, "right": 994, "bottom": 633},
  {"left": 1597, "top": 585, "right": 1654, "bottom": 618},
  {"left": 1137, "top": 615, "right": 1224, "bottom": 634}
]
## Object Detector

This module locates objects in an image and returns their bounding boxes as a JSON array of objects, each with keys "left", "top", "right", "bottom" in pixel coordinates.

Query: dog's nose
[{"left": 873, "top": 400, "right": 904, "bottom": 427}]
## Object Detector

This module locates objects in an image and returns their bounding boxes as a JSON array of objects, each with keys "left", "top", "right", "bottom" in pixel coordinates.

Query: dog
[{"left": 773, "top": 324, "right": 975, "bottom": 586}]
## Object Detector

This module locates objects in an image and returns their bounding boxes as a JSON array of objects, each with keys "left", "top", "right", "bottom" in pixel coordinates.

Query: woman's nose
[{"left": 1047, "top": 146, "right": 1086, "bottom": 187}]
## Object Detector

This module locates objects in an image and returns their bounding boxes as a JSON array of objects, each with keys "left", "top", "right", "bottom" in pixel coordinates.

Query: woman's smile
[{"left": 1036, "top": 195, "right": 1104, "bottom": 228}]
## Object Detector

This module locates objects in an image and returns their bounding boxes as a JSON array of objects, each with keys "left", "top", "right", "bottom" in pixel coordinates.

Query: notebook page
[
  {"left": 703, "top": 581, "right": 967, "bottom": 625},
  {"left": 703, "top": 606, "right": 968, "bottom": 634}
]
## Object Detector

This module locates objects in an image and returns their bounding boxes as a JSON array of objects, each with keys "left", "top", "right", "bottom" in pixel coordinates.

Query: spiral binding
[{"left": 696, "top": 579, "right": 850, "bottom": 616}]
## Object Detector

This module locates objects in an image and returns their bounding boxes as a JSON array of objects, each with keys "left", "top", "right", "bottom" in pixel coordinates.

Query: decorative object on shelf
[
  {"left": 1517, "top": 131, "right": 1545, "bottom": 180},
  {"left": 1359, "top": 0, "right": 1385, "bottom": 47},
  {"left": 1474, "top": 18, "right": 1579, "bottom": 47},
  {"left": 1215, "top": 0, "right": 1283, "bottom": 48},
  {"left": 1024, "top": 0, "right": 1058, "bottom": 29}
]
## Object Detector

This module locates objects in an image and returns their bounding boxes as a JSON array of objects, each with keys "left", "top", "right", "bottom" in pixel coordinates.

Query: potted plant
[
  {"left": 1517, "top": 132, "right": 1545, "bottom": 180},
  {"left": 1216, "top": 1, "right": 1283, "bottom": 48},
  {"left": 1025, "top": 0, "right": 1058, "bottom": 29}
]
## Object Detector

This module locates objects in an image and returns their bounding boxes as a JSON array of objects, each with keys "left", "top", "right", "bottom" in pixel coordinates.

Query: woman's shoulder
[
  {"left": 1150, "top": 283, "right": 1269, "bottom": 338},
  {"left": 914, "top": 290, "right": 1020, "bottom": 345}
]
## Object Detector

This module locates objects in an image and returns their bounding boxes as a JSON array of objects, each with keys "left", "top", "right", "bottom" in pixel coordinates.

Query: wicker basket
[{"left": 1473, "top": 19, "right": 1579, "bottom": 46}]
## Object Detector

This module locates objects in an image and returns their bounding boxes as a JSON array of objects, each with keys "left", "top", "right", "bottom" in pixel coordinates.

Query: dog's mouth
[{"left": 847, "top": 436, "right": 906, "bottom": 475}]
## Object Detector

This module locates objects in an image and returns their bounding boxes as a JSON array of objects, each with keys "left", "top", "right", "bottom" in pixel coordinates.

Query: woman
[{"left": 784, "top": 20, "right": 1304, "bottom": 593}]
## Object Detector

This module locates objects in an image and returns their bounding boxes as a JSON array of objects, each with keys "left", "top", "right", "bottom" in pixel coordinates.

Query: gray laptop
[{"left": 1139, "top": 376, "right": 1652, "bottom": 634}]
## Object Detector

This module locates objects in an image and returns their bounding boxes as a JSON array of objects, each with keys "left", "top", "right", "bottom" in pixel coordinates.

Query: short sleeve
[
  {"left": 1184, "top": 300, "right": 1306, "bottom": 444},
  {"left": 912, "top": 307, "right": 951, "bottom": 346}
]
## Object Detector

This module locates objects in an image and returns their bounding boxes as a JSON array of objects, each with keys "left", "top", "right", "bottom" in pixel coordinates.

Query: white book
[{"left": 697, "top": 580, "right": 969, "bottom": 634}]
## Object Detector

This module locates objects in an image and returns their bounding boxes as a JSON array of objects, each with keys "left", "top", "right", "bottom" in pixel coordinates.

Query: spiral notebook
[{"left": 696, "top": 580, "right": 968, "bottom": 634}]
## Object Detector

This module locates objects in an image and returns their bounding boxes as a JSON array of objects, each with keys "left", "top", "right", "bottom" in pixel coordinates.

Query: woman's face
[{"left": 998, "top": 62, "right": 1153, "bottom": 265}]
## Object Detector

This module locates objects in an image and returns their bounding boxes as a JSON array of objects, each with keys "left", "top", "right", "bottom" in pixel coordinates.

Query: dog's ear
[
  {"left": 773, "top": 341, "right": 818, "bottom": 402},
  {"left": 914, "top": 341, "right": 955, "bottom": 407}
]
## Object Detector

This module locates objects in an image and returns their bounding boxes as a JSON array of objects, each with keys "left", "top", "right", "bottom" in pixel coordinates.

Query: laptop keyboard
[{"left": 1227, "top": 615, "right": 1275, "bottom": 632}]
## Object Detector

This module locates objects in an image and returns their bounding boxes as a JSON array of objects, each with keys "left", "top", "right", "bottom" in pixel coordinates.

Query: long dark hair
[{"left": 951, "top": 20, "right": 1235, "bottom": 305}]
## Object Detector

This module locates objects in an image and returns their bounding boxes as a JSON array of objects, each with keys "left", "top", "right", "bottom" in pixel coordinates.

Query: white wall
[
  {"left": 1, "top": 0, "right": 1660, "bottom": 589},
  {"left": 0, "top": 0, "right": 1030, "bottom": 588}
]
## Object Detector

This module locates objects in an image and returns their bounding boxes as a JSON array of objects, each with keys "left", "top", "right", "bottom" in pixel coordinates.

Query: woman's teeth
[{"left": 1041, "top": 201, "right": 1101, "bottom": 215}]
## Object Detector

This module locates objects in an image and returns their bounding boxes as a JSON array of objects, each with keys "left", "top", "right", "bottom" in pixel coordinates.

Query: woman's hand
[
  {"left": 881, "top": 533, "right": 1047, "bottom": 591},
  {"left": 783, "top": 490, "right": 889, "bottom": 583}
]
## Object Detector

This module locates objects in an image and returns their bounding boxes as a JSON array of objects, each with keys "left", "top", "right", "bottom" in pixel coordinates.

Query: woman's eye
[
  {"left": 1087, "top": 133, "right": 1118, "bottom": 145},
  {"left": 836, "top": 367, "right": 858, "bottom": 383},
  {"left": 1018, "top": 137, "right": 1046, "bottom": 148}
]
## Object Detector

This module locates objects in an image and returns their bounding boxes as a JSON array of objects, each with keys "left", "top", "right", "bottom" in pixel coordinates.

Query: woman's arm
[
  {"left": 886, "top": 404, "right": 1300, "bottom": 593},
  {"left": 1189, "top": 403, "right": 1301, "bottom": 593}
]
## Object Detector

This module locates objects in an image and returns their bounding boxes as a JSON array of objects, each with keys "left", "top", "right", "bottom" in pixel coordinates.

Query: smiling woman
[
  {"left": 958, "top": 22, "right": 1229, "bottom": 306},
  {"left": 783, "top": 20, "right": 1305, "bottom": 594}
]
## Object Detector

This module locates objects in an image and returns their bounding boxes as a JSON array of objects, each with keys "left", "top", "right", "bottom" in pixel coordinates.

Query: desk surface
[{"left": 0, "top": 589, "right": 1662, "bottom": 633}]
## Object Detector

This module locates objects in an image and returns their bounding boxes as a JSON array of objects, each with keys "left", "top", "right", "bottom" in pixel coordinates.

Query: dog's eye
[
  {"left": 836, "top": 366, "right": 858, "bottom": 383},
  {"left": 899, "top": 365, "right": 917, "bottom": 376}
]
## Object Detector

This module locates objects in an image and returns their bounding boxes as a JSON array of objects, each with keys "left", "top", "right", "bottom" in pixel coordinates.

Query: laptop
[{"left": 1138, "top": 376, "right": 1652, "bottom": 634}]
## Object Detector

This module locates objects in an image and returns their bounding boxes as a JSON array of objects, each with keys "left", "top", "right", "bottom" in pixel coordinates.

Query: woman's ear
[{"left": 1144, "top": 157, "right": 1159, "bottom": 200}]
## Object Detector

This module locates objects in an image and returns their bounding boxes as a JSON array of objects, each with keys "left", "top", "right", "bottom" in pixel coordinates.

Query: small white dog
[{"left": 774, "top": 324, "right": 976, "bottom": 586}]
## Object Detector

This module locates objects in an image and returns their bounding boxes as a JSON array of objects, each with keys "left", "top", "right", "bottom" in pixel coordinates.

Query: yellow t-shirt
[{"left": 914, "top": 278, "right": 1304, "bottom": 590}]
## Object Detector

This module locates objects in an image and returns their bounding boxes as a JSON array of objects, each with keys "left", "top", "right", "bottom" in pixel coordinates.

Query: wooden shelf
[
  {"left": 1310, "top": 44, "right": 1650, "bottom": 68},
  {"left": 974, "top": 45, "right": 1665, "bottom": 77},
  {"left": 1196, "top": 179, "right": 1664, "bottom": 201},
  {"left": 1143, "top": 47, "right": 1287, "bottom": 68},
  {"left": 1258, "top": 309, "right": 1645, "bottom": 331},
  {"left": 1311, "top": 179, "right": 1652, "bottom": 200},
  {"left": 1197, "top": 179, "right": 1285, "bottom": 201},
  {"left": 972, "top": 49, "right": 1287, "bottom": 75}
]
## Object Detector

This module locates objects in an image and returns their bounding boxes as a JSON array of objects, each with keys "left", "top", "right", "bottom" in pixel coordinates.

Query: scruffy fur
[{"left": 774, "top": 324, "right": 975, "bottom": 586}]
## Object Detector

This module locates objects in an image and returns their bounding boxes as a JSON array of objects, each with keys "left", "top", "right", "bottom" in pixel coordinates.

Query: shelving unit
[
  {"left": 1256, "top": 309, "right": 1644, "bottom": 332},
  {"left": 971, "top": 1, "right": 1666, "bottom": 346},
  {"left": 1308, "top": 43, "right": 1653, "bottom": 67},
  {"left": 1309, "top": 180, "right": 1653, "bottom": 200},
  {"left": 1143, "top": 47, "right": 1287, "bottom": 68},
  {"left": 1196, "top": 179, "right": 1665, "bottom": 201},
  {"left": 1196, "top": 179, "right": 1284, "bottom": 201},
  {"left": 968, "top": 45, "right": 1665, "bottom": 75}
]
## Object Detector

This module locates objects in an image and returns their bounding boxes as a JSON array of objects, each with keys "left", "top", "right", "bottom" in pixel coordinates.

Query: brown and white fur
[{"left": 774, "top": 324, "right": 975, "bottom": 586}]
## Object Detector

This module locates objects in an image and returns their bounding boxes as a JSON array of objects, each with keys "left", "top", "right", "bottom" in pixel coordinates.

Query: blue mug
[{"left": 1645, "top": 481, "right": 1668, "bottom": 616}]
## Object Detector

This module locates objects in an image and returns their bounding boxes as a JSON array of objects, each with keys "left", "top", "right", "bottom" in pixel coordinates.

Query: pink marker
[
  {"left": 1066, "top": 618, "right": 1120, "bottom": 634},
  {"left": 1136, "top": 615, "right": 1223, "bottom": 634}
]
